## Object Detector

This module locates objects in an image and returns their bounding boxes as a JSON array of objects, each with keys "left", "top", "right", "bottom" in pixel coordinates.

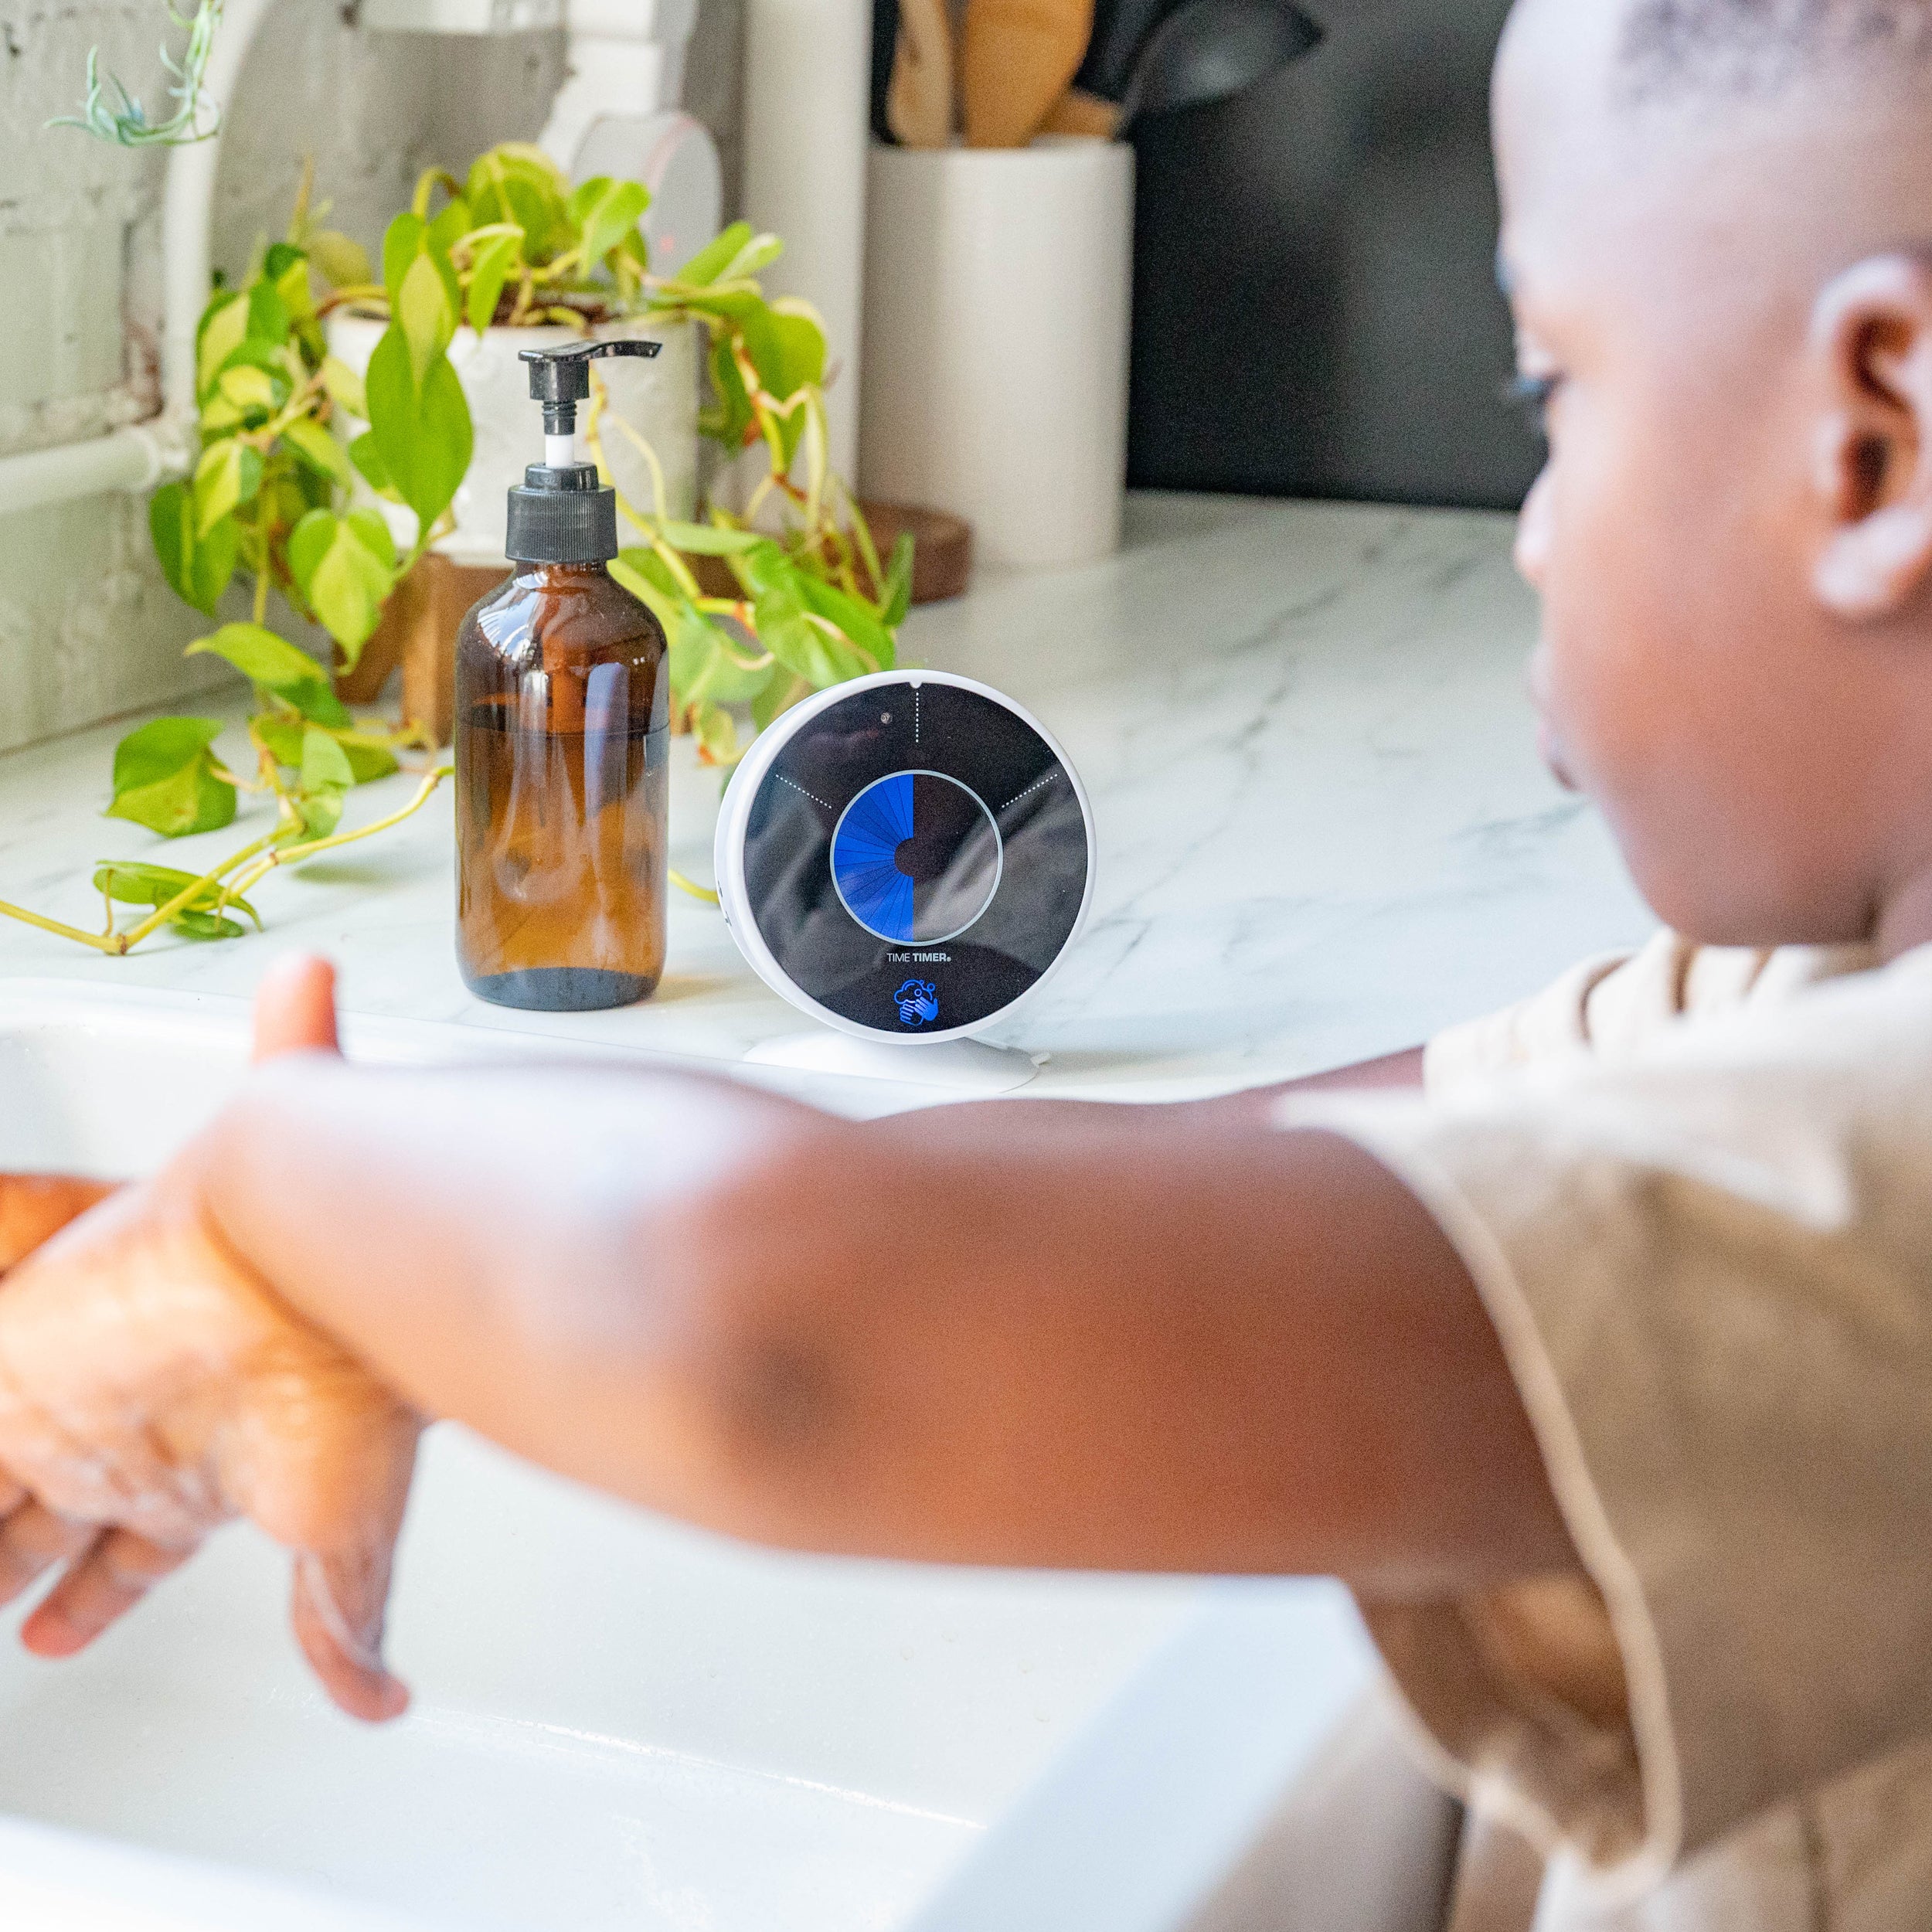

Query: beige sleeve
[
  {"left": 1424, "top": 934, "right": 1874, "bottom": 1097},
  {"left": 1284, "top": 955, "right": 1932, "bottom": 1902}
]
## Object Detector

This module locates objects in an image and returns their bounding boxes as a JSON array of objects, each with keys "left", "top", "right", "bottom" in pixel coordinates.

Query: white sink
[{"left": 0, "top": 981, "right": 1454, "bottom": 1932}]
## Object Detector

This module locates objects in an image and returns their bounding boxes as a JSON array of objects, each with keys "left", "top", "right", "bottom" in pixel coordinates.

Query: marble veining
[{"left": 0, "top": 494, "right": 1652, "bottom": 1102}]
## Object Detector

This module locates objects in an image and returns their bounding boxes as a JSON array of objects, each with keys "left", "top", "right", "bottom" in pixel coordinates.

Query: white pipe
[
  {"left": 162, "top": 0, "right": 275, "bottom": 421},
  {"left": 0, "top": 0, "right": 274, "bottom": 519},
  {"left": 0, "top": 421, "right": 180, "bottom": 519},
  {"left": 740, "top": 0, "right": 872, "bottom": 481}
]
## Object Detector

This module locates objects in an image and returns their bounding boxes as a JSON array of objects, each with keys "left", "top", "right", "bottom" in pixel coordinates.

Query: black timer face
[{"left": 730, "top": 679, "right": 1092, "bottom": 1039}]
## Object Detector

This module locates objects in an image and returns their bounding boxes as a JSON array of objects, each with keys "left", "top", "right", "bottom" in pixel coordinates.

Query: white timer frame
[{"left": 713, "top": 671, "right": 1097, "bottom": 1048}]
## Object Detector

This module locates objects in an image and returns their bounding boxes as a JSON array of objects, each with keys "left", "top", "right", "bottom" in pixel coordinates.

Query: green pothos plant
[
  {"left": 332, "top": 162, "right": 917, "bottom": 770},
  {"left": 2, "top": 140, "right": 913, "bottom": 954},
  {"left": 0, "top": 179, "right": 469, "bottom": 955},
  {"left": 602, "top": 219, "right": 913, "bottom": 770}
]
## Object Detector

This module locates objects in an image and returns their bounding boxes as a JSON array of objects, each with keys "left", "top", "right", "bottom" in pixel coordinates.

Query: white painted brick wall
[{"left": 0, "top": 0, "right": 741, "bottom": 754}]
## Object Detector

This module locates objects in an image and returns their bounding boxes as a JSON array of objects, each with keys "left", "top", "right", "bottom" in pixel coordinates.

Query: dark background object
[
  {"left": 1078, "top": 0, "right": 1184, "bottom": 97},
  {"left": 1125, "top": 0, "right": 1541, "bottom": 510},
  {"left": 1117, "top": 0, "right": 1323, "bottom": 125},
  {"left": 872, "top": 0, "right": 901, "bottom": 142}
]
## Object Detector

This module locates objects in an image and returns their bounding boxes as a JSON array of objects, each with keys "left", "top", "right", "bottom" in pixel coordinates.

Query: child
[{"left": 7, "top": 2, "right": 1932, "bottom": 1924}]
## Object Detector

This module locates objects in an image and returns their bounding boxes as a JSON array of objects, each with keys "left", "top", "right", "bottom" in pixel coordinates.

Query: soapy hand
[{"left": 0, "top": 958, "right": 420, "bottom": 1721}]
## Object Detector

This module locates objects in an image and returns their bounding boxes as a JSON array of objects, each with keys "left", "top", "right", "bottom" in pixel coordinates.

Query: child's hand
[
  {"left": 0, "top": 959, "right": 420, "bottom": 1722},
  {"left": 0, "top": 1176, "right": 116, "bottom": 1274}
]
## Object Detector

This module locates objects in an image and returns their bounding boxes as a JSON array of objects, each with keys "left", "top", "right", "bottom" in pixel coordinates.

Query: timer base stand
[{"left": 743, "top": 1030, "right": 1039, "bottom": 1094}]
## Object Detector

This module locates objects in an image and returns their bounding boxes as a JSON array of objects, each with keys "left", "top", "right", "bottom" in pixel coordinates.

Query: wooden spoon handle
[
  {"left": 887, "top": 0, "right": 956, "bottom": 149},
  {"left": 961, "top": 0, "right": 1097, "bottom": 149}
]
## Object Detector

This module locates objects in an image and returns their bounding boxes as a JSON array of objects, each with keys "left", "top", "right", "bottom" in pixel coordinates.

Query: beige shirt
[{"left": 1280, "top": 932, "right": 1932, "bottom": 1930}]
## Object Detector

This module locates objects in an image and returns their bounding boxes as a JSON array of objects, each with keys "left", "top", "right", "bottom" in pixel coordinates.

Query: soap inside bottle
[{"left": 455, "top": 562, "right": 669, "bottom": 1012}]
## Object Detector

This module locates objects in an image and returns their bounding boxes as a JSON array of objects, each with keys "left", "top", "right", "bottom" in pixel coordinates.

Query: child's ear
[{"left": 1810, "top": 253, "right": 1932, "bottom": 621}]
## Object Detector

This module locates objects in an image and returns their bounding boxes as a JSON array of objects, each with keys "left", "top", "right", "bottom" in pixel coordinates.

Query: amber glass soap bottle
[{"left": 455, "top": 341, "right": 669, "bottom": 1011}]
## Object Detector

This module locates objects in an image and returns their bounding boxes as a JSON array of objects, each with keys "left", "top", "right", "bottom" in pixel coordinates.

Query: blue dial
[{"left": 831, "top": 770, "right": 1002, "bottom": 944}]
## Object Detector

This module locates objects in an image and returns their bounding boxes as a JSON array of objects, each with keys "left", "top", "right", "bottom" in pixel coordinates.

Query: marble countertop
[{"left": 0, "top": 493, "right": 1652, "bottom": 1101}]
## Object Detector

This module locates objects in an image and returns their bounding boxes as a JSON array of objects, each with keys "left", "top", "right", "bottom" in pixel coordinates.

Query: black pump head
[
  {"left": 519, "top": 338, "right": 663, "bottom": 438},
  {"left": 506, "top": 338, "right": 664, "bottom": 565}
]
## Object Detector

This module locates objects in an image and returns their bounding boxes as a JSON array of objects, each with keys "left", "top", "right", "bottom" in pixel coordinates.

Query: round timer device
[{"left": 716, "top": 672, "right": 1095, "bottom": 1049}]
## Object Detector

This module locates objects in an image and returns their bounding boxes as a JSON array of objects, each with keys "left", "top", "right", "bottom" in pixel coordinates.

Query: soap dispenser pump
[{"left": 454, "top": 339, "right": 672, "bottom": 1012}]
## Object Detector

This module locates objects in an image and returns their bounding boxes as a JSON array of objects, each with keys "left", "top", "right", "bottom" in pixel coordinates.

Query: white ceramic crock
[
  {"left": 326, "top": 312, "right": 700, "bottom": 568},
  {"left": 859, "top": 139, "right": 1134, "bottom": 570}
]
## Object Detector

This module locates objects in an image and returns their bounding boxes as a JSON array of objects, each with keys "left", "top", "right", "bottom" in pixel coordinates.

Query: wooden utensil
[
  {"left": 1039, "top": 87, "right": 1121, "bottom": 137},
  {"left": 961, "top": 0, "right": 1096, "bottom": 148},
  {"left": 888, "top": 0, "right": 956, "bottom": 148}
]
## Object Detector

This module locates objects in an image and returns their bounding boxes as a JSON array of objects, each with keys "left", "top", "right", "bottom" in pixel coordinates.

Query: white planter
[
  {"left": 859, "top": 139, "right": 1134, "bottom": 570},
  {"left": 326, "top": 313, "right": 699, "bottom": 568}
]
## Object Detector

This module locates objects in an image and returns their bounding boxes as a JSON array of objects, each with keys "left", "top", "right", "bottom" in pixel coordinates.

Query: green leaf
[
  {"left": 321, "top": 355, "right": 368, "bottom": 420},
  {"left": 104, "top": 717, "right": 237, "bottom": 838},
  {"left": 287, "top": 508, "right": 396, "bottom": 662},
  {"left": 878, "top": 531, "right": 915, "bottom": 630},
  {"left": 281, "top": 414, "right": 352, "bottom": 485},
  {"left": 614, "top": 547, "right": 770, "bottom": 709},
  {"left": 255, "top": 714, "right": 304, "bottom": 768},
  {"left": 291, "top": 726, "right": 354, "bottom": 839},
  {"left": 763, "top": 303, "right": 827, "bottom": 400},
  {"left": 343, "top": 506, "right": 397, "bottom": 569},
  {"left": 149, "top": 480, "right": 237, "bottom": 615},
  {"left": 693, "top": 701, "right": 739, "bottom": 766},
  {"left": 791, "top": 570, "right": 896, "bottom": 674},
  {"left": 704, "top": 332, "right": 757, "bottom": 449},
  {"left": 464, "top": 144, "right": 571, "bottom": 260},
  {"left": 348, "top": 430, "right": 398, "bottom": 498},
  {"left": 93, "top": 861, "right": 257, "bottom": 924},
  {"left": 258, "top": 713, "right": 395, "bottom": 785},
  {"left": 611, "top": 548, "right": 679, "bottom": 625},
  {"left": 218, "top": 335, "right": 299, "bottom": 379},
  {"left": 751, "top": 668, "right": 804, "bottom": 735},
  {"left": 246, "top": 277, "right": 291, "bottom": 349},
  {"left": 168, "top": 907, "right": 248, "bottom": 941},
  {"left": 611, "top": 224, "right": 649, "bottom": 301},
  {"left": 267, "top": 244, "right": 315, "bottom": 327},
  {"left": 570, "top": 175, "right": 651, "bottom": 273},
  {"left": 338, "top": 736, "right": 400, "bottom": 783},
  {"left": 743, "top": 549, "right": 873, "bottom": 689},
  {"left": 192, "top": 438, "right": 263, "bottom": 539},
  {"left": 185, "top": 621, "right": 351, "bottom": 726},
  {"left": 396, "top": 249, "right": 457, "bottom": 386},
  {"left": 365, "top": 323, "right": 472, "bottom": 534},
  {"left": 382, "top": 211, "right": 426, "bottom": 304},
  {"left": 196, "top": 291, "right": 249, "bottom": 401},
  {"left": 673, "top": 605, "right": 770, "bottom": 707},
  {"left": 465, "top": 230, "right": 521, "bottom": 335},
  {"left": 309, "top": 229, "right": 372, "bottom": 291},
  {"left": 671, "top": 222, "right": 756, "bottom": 290},
  {"left": 652, "top": 519, "right": 764, "bottom": 556},
  {"left": 201, "top": 341, "right": 292, "bottom": 433},
  {"left": 425, "top": 194, "right": 473, "bottom": 259},
  {"left": 757, "top": 303, "right": 827, "bottom": 466},
  {"left": 216, "top": 363, "right": 281, "bottom": 420}
]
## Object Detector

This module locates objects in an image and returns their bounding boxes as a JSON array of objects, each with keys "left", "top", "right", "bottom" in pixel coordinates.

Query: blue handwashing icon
[{"left": 896, "top": 980, "right": 940, "bottom": 1029}]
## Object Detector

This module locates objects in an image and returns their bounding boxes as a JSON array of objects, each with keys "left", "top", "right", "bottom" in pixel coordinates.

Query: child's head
[{"left": 1494, "top": 1, "right": 1932, "bottom": 950}]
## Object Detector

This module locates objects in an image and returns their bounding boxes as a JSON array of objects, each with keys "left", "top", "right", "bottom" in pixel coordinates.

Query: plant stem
[
  {"left": 0, "top": 766, "right": 451, "bottom": 961},
  {"left": 252, "top": 493, "right": 272, "bottom": 627},
  {"left": 0, "top": 900, "right": 124, "bottom": 954},
  {"left": 226, "top": 761, "right": 453, "bottom": 900},
  {"left": 117, "top": 832, "right": 281, "bottom": 951}
]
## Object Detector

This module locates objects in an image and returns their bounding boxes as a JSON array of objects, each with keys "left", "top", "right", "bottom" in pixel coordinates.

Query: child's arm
[
  {"left": 0, "top": 1021, "right": 1565, "bottom": 1679},
  {"left": 188, "top": 1051, "right": 1564, "bottom": 1592}
]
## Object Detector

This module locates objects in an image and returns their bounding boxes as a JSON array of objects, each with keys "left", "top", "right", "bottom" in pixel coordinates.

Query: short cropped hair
[{"left": 1621, "top": 0, "right": 1932, "bottom": 97}]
